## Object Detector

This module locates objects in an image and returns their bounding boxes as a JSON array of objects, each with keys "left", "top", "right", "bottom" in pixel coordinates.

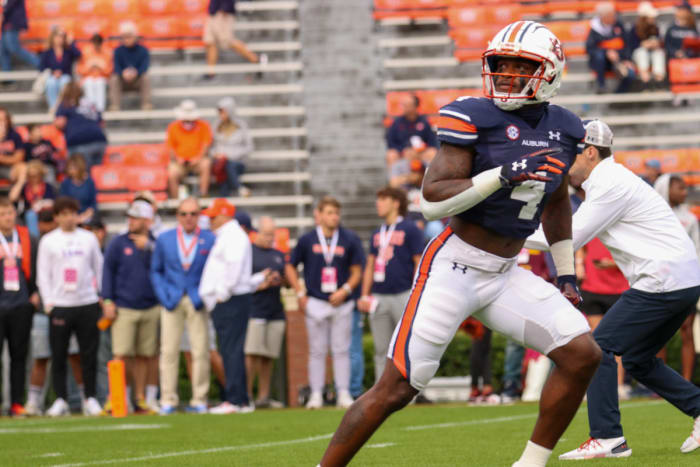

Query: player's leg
[
  {"left": 680, "top": 311, "right": 696, "bottom": 381},
  {"left": 476, "top": 266, "right": 598, "bottom": 465}
]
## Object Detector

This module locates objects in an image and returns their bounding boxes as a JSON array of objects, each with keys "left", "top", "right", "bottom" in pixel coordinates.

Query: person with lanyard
[
  {"left": 358, "top": 187, "right": 423, "bottom": 383},
  {"left": 286, "top": 196, "right": 364, "bottom": 410},
  {"left": 37, "top": 196, "right": 104, "bottom": 417},
  {"left": 0, "top": 197, "right": 38, "bottom": 416},
  {"left": 150, "top": 197, "right": 216, "bottom": 415}
]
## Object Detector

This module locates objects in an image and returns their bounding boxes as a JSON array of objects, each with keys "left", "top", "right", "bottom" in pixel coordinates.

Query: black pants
[
  {"left": 0, "top": 304, "right": 33, "bottom": 405},
  {"left": 49, "top": 303, "right": 101, "bottom": 399},
  {"left": 212, "top": 294, "right": 251, "bottom": 406},
  {"left": 470, "top": 327, "right": 492, "bottom": 387}
]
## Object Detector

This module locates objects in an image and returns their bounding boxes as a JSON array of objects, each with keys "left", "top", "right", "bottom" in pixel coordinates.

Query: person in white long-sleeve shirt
[
  {"left": 37, "top": 196, "right": 104, "bottom": 417},
  {"left": 525, "top": 120, "right": 700, "bottom": 460},
  {"left": 199, "top": 198, "right": 266, "bottom": 414}
]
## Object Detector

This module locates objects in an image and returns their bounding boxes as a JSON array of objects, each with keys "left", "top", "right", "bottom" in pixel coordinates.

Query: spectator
[
  {"left": 385, "top": 94, "right": 438, "bottom": 167},
  {"left": 77, "top": 34, "right": 112, "bottom": 112},
  {"left": 286, "top": 196, "right": 364, "bottom": 409},
  {"left": 0, "top": 0, "right": 39, "bottom": 82},
  {"left": 665, "top": 1, "right": 699, "bottom": 60},
  {"left": 39, "top": 27, "right": 81, "bottom": 109},
  {"left": 166, "top": 100, "right": 213, "bottom": 198},
  {"left": 203, "top": 0, "right": 265, "bottom": 80},
  {"left": 0, "top": 197, "right": 38, "bottom": 416},
  {"left": 655, "top": 174, "right": 700, "bottom": 381},
  {"left": 200, "top": 199, "right": 263, "bottom": 414},
  {"left": 10, "top": 160, "right": 56, "bottom": 237},
  {"left": 22, "top": 123, "right": 60, "bottom": 182},
  {"left": 150, "top": 198, "right": 216, "bottom": 415},
  {"left": 109, "top": 21, "right": 151, "bottom": 111},
  {"left": 54, "top": 81, "right": 108, "bottom": 170},
  {"left": 245, "top": 216, "right": 287, "bottom": 408},
  {"left": 133, "top": 190, "right": 167, "bottom": 237},
  {"left": 586, "top": 2, "right": 635, "bottom": 93},
  {"left": 211, "top": 97, "right": 253, "bottom": 197},
  {"left": 358, "top": 187, "right": 423, "bottom": 382},
  {"left": 59, "top": 154, "right": 97, "bottom": 224},
  {"left": 82, "top": 216, "right": 107, "bottom": 250},
  {"left": 629, "top": 2, "right": 666, "bottom": 89},
  {"left": 0, "top": 108, "right": 27, "bottom": 201},
  {"left": 37, "top": 196, "right": 103, "bottom": 417},
  {"left": 641, "top": 158, "right": 662, "bottom": 185},
  {"left": 101, "top": 200, "right": 159, "bottom": 413}
]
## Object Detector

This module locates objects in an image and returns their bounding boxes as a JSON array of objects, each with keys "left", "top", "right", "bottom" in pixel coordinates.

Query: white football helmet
[{"left": 482, "top": 21, "right": 566, "bottom": 111}]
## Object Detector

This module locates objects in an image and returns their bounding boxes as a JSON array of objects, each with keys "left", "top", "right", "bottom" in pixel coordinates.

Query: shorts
[
  {"left": 32, "top": 312, "right": 78, "bottom": 359},
  {"left": 580, "top": 291, "right": 621, "bottom": 316},
  {"left": 244, "top": 318, "right": 286, "bottom": 358},
  {"left": 180, "top": 316, "right": 217, "bottom": 352},
  {"left": 203, "top": 12, "right": 234, "bottom": 48},
  {"left": 111, "top": 306, "right": 160, "bottom": 357},
  {"left": 388, "top": 227, "right": 590, "bottom": 391}
]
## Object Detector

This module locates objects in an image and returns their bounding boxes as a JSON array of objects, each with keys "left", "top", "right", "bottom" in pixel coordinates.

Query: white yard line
[
  {"left": 36, "top": 453, "right": 63, "bottom": 458},
  {"left": 0, "top": 423, "right": 169, "bottom": 435},
  {"left": 50, "top": 433, "right": 333, "bottom": 467},
  {"left": 367, "top": 443, "right": 397, "bottom": 449}
]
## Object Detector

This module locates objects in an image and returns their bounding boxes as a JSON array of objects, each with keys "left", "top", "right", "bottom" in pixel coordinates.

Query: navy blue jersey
[
  {"left": 437, "top": 97, "right": 584, "bottom": 239},
  {"left": 290, "top": 226, "right": 365, "bottom": 302},
  {"left": 251, "top": 244, "right": 286, "bottom": 320},
  {"left": 369, "top": 219, "right": 424, "bottom": 294}
]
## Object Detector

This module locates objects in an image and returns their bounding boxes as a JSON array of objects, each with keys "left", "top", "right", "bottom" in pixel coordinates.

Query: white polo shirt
[{"left": 526, "top": 156, "right": 700, "bottom": 293}]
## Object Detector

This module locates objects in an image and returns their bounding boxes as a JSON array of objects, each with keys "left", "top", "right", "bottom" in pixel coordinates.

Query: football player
[{"left": 319, "top": 21, "right": 601, "bottom": 467}]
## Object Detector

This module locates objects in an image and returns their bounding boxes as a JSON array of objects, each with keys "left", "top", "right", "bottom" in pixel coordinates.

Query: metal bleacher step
[
  {"left": 237, "top": 1, "right": 299, "bottom": 12},
  {"left": 378, "top": 35, "right": 451, "bottom": 48},
  {"left": 183, "top": 172, "right": 310, "bottom": 185}
]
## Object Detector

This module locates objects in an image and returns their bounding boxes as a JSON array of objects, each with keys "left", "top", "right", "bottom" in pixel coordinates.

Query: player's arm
[{"left": 420, "top": 143, "right": 565, "bottom": 221}]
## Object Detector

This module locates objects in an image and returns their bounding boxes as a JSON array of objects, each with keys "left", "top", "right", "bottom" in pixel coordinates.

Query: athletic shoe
[
  {"left": 24, "top": 400, "right": 41, "bottom": 416},
  {"left": 618, "top": 384, "right": 632, "bottom": 401},
  {"left": 83, "top": 397, "right": 102, "bottom": 416},
  {"left": 306, "top": 391, "right": 323, "bottom": 410},
  {"left": 336, "top": 390, "right": 354, "bottom": 409},
  {"left": 209, "top": 402, "right": 237, "bottom": 415},
  {"left": 681, "top": 416, "right": 700, "bottom": 453},
  {"left": 159, "top": 404, "right": 177, "bottom": 416},
  {"left": 255, "top": 398, "right": 284, "bottom": 409},
  {"left": 235, "top": 404, "right": 255, "bottom": 414},
  {"left": 185, "top": 404, "right": 208, "bottom": 414},
  {"left": 46, "top": 398, "right": 70, "bottom": 417},
  {"left": 134, "top": 399, "right": 157, "bottom": 415},
  {"left": 10, "top": 403, "right": 27, "bottom": 417},
  {"left": 559, "top": 437, "right": 631, "bottom": 460}
]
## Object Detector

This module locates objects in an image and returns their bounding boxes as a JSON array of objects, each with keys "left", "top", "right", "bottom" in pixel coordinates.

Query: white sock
[
  {"left": 517, "top": 441, "right": 552, "bottom": 467},
  {"left": 146, "top": 385, "right": 158, "bottom": 404},
  {"left": 28, "top": 385, "right": 42, "bottom": 406}
]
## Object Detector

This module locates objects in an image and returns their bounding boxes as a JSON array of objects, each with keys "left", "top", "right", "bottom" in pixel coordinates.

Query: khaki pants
[
  {"left": 159, "top": 296, "right": 210, "bottom": 407},
  {"left": 109, "top": 72, "right": 152, "bottom": 109}
]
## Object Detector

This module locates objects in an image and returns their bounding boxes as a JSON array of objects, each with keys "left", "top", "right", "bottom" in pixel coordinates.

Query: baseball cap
[
  {"left": 583, "top": 119, "right": 613, "bottom": 148},
  {"left": 126, "top": 200, "right": 154, "bottom": 220},
  {"left": 235, "top": 210, "right": 255, "bottom": 232},
  {"left": 202, "top": 198, "right": 236, "bottom": 218}
]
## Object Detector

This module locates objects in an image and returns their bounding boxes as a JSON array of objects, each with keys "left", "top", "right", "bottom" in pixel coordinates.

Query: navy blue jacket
[
  {"left": 386, "top": 115, "right": 438, "bottom": 152},
  {"left": 150, "top": 228, "right": 215, "bottom": 311},
  {"left": 1, "top": 0, "right": 28, "bottom": 31},
  {"left": 665, "top": 23, "right": 699, "bottom": 59},
  {"left": 113, "top": 44, "right": 150, "bottom": 76},
  {"left": 59, "top": 178, "right": 97, "bottom": 214},
  {"left": 39, "top": 43, "right": 82, "bottom": 75},
  {"left": 586, "top": 21, "right": 631, "bottom": 60},
  {"left": 208, "top": 0, "right": 236, "bottom": 14},
  {"left": 102, "top": 233, "right": 158, "bottom": 310}
]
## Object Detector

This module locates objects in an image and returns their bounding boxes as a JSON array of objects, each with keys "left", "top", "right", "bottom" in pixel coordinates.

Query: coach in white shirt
[
  {"left": 37, "top": 197, "right": 104, "bottom": 417},
  {"left": 200, "top": 198, "right": 265, "bottom": 414},
  {"left": 526, "top": 120, "right": 700, "bottom": 460}
]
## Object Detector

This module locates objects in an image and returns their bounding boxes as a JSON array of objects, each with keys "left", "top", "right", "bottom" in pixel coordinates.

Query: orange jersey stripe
[
  {"left": 507, "top": 21, "right": 525, "bottom": 43},
  {"left": 392, "top": 227, "right": 453, "bottom": 379},
  {"left": 598, "top": 37, "right": 624, "bottom": 50},
  {"left": 437, "top": 115, "right": 477, "bottom": 134}
]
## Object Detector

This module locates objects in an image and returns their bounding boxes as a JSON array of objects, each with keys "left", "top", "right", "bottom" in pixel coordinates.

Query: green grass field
[{"left": 0, "top": 399, "right": 697, "bottom": 466}]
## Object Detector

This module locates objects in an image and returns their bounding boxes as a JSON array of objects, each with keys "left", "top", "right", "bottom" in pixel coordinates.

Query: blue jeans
[
  {"left": 223, "top": 160, "right": 245, "bottom": 195},
  {"left": 587, "top": 286, "right": 700, "bottom": 438},
  {"left": 503, "top": 339, "right": 524, "bottom": 394},
  {"left": 211, "top": 294, "right": 251, "bottom": 406},
  {"left": 0, "top": 28, "right": 39, "bottom": 72},
  {"left": 588, "top": 49, "right": 635, "bottom": 93},
  {"left": 45, "top": 74, "right": 71, "bottom": 108},
  {"left": 349, "top": 309, "right": 364, "bottom": 398},
  {"left": 24, "top": 210, "right": 39, "bottom": 238},
  {"left": 69, "top": 142, "right": 107, "bottom": 172}
]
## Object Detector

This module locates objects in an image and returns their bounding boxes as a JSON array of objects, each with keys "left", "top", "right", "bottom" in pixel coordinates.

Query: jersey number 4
[{"left": 510, "top": 178, "right": 546, "bottom": 220}]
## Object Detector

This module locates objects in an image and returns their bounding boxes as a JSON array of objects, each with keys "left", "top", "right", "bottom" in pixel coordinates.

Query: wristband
[
  {"left": 296, "top": 291, "right": 306, "bottom": 299},
  {"left": 550, "top": 239, "right": 575, "bottom": 276},
  {"left": 342, "top": 283, "right": 352, "bottom": 294},
  {"left": 420, "top": 166, "right": 502, "bottom": 221}
]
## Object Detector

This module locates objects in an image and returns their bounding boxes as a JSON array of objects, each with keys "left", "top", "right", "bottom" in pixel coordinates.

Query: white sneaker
[
  {"left": 618, "top": 384, "right": 632, "bottom": 401},
  {"left": 46, "top": 398, "right": 69, "bottom": 417},
  {"left": 559, "top": 437, "right": 631, "bottom": 460},
  {"left": 83, "top": 397, "right": 102, "bottom": 416},
  {"left": 305, "top": 392, "right": 323, "bottom": 410},
  {"left": 681, "top": 416, "right": 700, "bottom": 453},
  {"left": 336, "top": 390, "right": 354, "bottom": 409},
  {"left": 24, "top": 400, "right": 41, "bottom": 416},
  {"left": 209, "top": 402, "right": 238, "bottom": 415},
  {"left": 235, "top": 404, "right": 255, "bottom": 414}
]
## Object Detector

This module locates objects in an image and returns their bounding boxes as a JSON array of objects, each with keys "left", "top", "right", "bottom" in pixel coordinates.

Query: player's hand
[
  {"left": 499, "top": 147, "right": 565, "bottom": 187},
  {"left": 102, "top": 300, "right": 117, "bottom": 320},
  {"left": 297, "top": 294, "right": 308, "bottom": 314},
  {"left": 357, "top": 296, "right": 372, "bottom": 313},
  {"left": 557, "top": 274, "right": 583, "bottom": 307},
  {"left": 329, "top": 288, "right": 348, "bottom": 307}
]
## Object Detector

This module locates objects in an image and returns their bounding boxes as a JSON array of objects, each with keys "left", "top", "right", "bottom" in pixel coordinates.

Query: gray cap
[{"left": 583, "top": 119, "right": 613, "bottom": 148}]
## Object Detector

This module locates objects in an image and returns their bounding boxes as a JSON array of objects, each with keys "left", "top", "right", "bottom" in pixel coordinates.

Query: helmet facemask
[{"left": 482, "top": 51, "right": 552, "bottom": 111}]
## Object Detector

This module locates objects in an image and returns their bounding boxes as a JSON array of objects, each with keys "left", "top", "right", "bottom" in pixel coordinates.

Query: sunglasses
[{"left": 177, "top": 211, "right": 199, "bottom": 217}]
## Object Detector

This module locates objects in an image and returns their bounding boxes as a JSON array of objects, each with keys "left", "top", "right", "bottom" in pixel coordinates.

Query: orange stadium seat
[
  {"left": 180, "top": 0, "right": 209, "bottom": 14},
  {"left": 25, "top": 0, "right": 72, "bottom": 20},
  {"left": 545, "top": 1, "right": 599, "bottom": 15},
  {"left": 614, "top": 150, "right": 648, "bottom": 174},
  {"left": 73, "top": 17, "right": 111, "bottom": 40},
  {"left": 544, "top": 21, "right": 590, "bottom": 57},
  {"left": 138, "top": 17, "right": 181, "bottom": 49},
  {"left": 179, "top": 16, "right": 207, "bottom": 48},
  {"left": 40, "top": 125, "right": 67, "bottom": 160},
  {"left": 451, "top": 26, "right": 501, "bottom": 61},
  {"left": 125, "top": 166, "right": 168, "bottom": 194},
  {"left": 104, "top": 0, "right": 139, "bottom": 19},
  {"left": 74, "top": 0, "right": 111, "bottom": 16},
  {"left": 669, "top": 58, "right": 700, "bottom": 94},
  {"left": 126, "top": 144, "right": 170, "bottom": 166},
  {"left": 22, "top": 17, "right": 76, "bottom": 43},
  {"left": 447, "top": 7, "right": 488, "bottom": 28},
  {"left": 248, "top": 228, "right": 291, "bottom": 253},
  {"left": 103, "top": 146, "right": 129, "bottom": 165},
  {"left": 139, "top": 0, "right": 182, "bottom": 17},
  {"left": 92, "top": 165, "right": 129, "bottom": 202}
]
